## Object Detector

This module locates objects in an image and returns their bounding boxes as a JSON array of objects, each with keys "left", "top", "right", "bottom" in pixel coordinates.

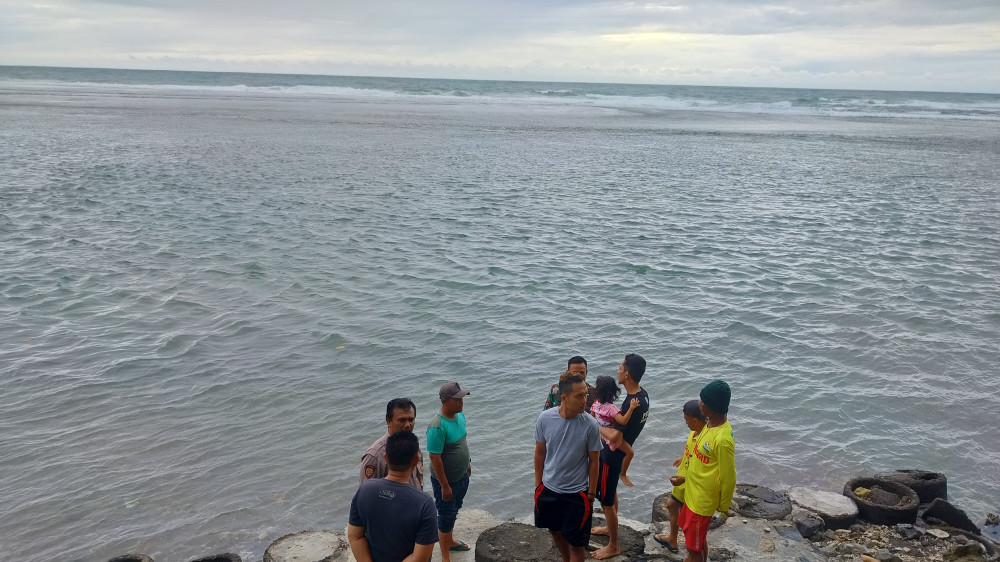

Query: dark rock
[
  {"left": 794, "top": 512, "right": 825, "bottom": 539},
  {"left": 588, "top": 521, "right": 646, "bottom": 559},
  {"left": 108, "top": 556, "right": 154, "bottom": 562},
  {"left": 876, "top": 547, "right": 903, "bottom": 562},
  {"left": 924, "top": 498, "right": 981, "bottom": 535},
  {"left": 189, "top": 555, "right": 241, "bottom": 562},
  {"left": 733, "top": 484, "right": 792, "bottom": 520},
  {"left": 651, "top": 492, "right": 672, "bottom": 523},
  {"left": 474, "top": 522, "right": 560, "bottom": 562},
  {"left": 868, "top": 486, "right": 902, "bottom": 506},
  {"left": 943, "top": 543, "right": 987, "bottom": 562},
  {"left": 875, "top": 470, "right": 948, "bottom": 504},
  {"left": 896, "top": 523, "right": 924, "bottom": 540},
  {"left": 986, "top": 512, "right": 999, "bottom": 526}
]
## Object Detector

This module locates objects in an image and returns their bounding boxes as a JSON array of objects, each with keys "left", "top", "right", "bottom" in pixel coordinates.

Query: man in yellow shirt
[{"left": 678, "top": 380, "right": 735, "bottom": 562}]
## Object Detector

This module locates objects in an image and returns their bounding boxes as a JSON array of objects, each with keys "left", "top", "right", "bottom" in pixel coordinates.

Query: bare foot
[
  {"left": 620, "top": 474, "right": 634, "bottom": 487},
  {"left": 590, "top": 526, "right": 609, "bottom": 535},
  {"left": 592, "top": 544, "right": 621, "bottom": 559}
]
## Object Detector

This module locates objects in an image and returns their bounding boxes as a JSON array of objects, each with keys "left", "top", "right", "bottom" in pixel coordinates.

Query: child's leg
[
  {"left": 618, "top": 441, "right": 635, "bottom": 487},
  {"left": 599, "top": 425, "right": 622, "bottom": 445}
]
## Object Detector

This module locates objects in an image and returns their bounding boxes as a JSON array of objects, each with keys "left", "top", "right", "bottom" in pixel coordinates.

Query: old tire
[
  {"left": 189, "top": 555, "right": 241, "bottom": 562},
  {"left": 108, "top": 556, "right": 154, "bottom": 562},
  {"left": 844, "top": 477, "right": 920, "bottom": 525},
  {"left": 874, "top": 470, "right": 947, "bottom": 504}
]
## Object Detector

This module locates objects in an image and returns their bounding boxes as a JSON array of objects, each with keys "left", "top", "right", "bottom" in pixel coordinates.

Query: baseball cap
[{"left": 439, "top": 381, "right": 470, "bottom": 400}]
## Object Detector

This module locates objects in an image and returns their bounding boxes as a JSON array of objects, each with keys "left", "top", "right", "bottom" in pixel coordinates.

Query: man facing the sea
[
  {"left": 359, "top": 397, "right": 423, "bottom": 489},
  {"left": 592, "top": 354, "right": 649, "bottom": 560},
  {"left": 679, "top": 380, "right": 736, "bottom": 562},
  {"left": 534, "top": 374, "right": 603, "bottom": 562},
  {"left": 427, "top": 381, "right": 473, "bottom": 561},
  {"left": 348, "top": 431, "right": 437, "bottom": 562}
]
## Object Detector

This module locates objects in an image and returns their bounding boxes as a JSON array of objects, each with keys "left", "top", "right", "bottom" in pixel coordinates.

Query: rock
[
  {"left": 923, "top": 498, "right": 981, "bottom": 534},
  {"left": 787, "top": 486, "right": 858, "bottom": 530},
  {"left": 108, "top": 556, "right": 154, "bottom": 562},
  {"left": 861, "top": 556, "right": 879, "bottom": 562},
  {"left": 189, "top": 556, "right": 241, "bottom": 562},
  {"left": 875, "top": 547, "right": 903, "bottom": 562},
  {"left": 588, "top": 520, "right": 646, "bottom": 559},
  {"left": 263, "top": 530, "right": 349, "bottom": 562},
  {"left": 927, "top": 528, "right": 951, "bottom": 539},
  {"left": 793, "top": 511, "right": 824, "bottom": 539},
  {"left": 944, "top": 543, "right": 987, "bottom": 562},
  {"left": 896, "top": 523, "right": 924, "bottom": 540},
  {"left": 986, "top": 512, "right": 999, "bottom": 526},
  {"left": 651, "top": 492, "right": 672, "bottom": 523},
  {"left": 759, "top": 537, "right": 775, "bottom": 552},
  {"left": 732, "top": 484, "right": 792, "bottom": 520},
  {"left": 474, "top": 522, "right": 560, "bottom": 562},
  {"left": 868, "top": 486, "right": 902, "bottom": 506}
]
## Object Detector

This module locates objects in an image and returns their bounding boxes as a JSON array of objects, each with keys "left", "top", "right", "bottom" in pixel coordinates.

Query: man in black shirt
[{"left": 592, "top": 354, "right": 649, "bottom": 560}]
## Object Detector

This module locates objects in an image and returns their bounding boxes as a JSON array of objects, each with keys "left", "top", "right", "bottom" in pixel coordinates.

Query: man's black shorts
[
  {"left": 534, "top": 484, "right": 593, "bottom": 548},
  {"left": 596, "top": 450, "right": 624, "bottom": 507}
]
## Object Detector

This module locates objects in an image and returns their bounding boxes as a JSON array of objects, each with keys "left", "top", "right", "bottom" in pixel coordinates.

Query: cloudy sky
[{"left": 2, "top": 0, "right": 999, "bottom": 92}]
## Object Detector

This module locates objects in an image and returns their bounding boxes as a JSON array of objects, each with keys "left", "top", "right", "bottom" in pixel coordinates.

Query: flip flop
[
  {"left": 449, "top": 540, "right": 471, "bottom": 551},
  {"left": 653, "top": 533, "right": 679, "bottom": 553}
]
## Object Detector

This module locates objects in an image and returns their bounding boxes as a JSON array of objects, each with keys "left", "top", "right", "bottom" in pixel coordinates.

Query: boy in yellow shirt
[{"left": 678, "top": 380, "right": 735, "bottom": 562}]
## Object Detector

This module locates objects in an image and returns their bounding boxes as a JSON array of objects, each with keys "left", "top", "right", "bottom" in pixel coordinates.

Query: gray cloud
[{"left": 1, "top": 0, "right": 998, "bottom": 91}]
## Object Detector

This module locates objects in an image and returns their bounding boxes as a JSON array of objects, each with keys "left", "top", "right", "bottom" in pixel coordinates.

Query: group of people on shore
[{"left": 346, "top": 354, "right": 736, "bottom": 562}]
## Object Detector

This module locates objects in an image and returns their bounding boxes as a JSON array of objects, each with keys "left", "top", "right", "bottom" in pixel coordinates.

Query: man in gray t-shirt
[{"left": 534, "top": 375, "right": 602, "bottom": 562}]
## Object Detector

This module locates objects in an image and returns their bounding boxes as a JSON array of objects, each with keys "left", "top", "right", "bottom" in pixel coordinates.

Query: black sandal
[{"left": 653, "top": 533, "right": 679, "bottom": 553}]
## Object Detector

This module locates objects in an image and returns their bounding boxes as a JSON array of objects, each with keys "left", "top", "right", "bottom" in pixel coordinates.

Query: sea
[{"left": 1, "top": 66, "right": 998, "bottom": 561}]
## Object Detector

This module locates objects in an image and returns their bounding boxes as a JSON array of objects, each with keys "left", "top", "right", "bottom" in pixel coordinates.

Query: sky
[{"left": 2, "top": 0, "right": 999, "bottom": 92}]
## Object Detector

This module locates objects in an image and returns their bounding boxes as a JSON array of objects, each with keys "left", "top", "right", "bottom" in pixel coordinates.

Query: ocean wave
[{"left": 3, "top": 76, "right": 998, "bottom": 121}]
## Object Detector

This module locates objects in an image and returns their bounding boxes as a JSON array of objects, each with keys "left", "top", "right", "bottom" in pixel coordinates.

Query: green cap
[{"left": 699, "top": 380, "right": 731, "bottom": 414}]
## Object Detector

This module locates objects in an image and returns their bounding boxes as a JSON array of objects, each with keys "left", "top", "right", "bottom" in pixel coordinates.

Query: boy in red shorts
[{"left": 679, "top": 380, "right": 735, "bottom": 562}]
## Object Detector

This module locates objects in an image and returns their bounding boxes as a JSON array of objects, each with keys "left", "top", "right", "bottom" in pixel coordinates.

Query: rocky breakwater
[{"left": 112, "top": 470, "right": 999, "bottom": 562}]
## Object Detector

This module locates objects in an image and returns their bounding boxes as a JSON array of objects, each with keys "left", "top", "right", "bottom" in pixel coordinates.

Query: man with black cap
[
  {"left": 678, "top": 379, "right": 736, "bottom": 562},
  {"left": 427, "top": 381, "right": 472, "bottom": 562}
]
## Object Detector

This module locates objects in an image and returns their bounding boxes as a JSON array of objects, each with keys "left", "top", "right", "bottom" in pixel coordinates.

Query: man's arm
[
  {"left": 717, "top": 438, "right": 737, "bottom": 516},
  {"left": 403, "top": 543, "right": 435, "bottom": 562},
  {"left": 587, "top": 450, "right": 599, "bottom": 500},
  {"left": 429, "top": 452, "right": 452, "bottom": 501},
  {"left": 534, "top": 441, "right": 546, "bottom": 488},
  {"left": 347, "top": 524, "right": 373, "bottom": 562},
  {"left": 358, "top": 450, "right": 381, "bottom": 487}
]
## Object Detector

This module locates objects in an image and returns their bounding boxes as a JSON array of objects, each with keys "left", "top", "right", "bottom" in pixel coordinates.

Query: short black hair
[
  {"left": 386, "top": 397, "right": 416, "bottom": 421},
  {"left": 386, "top": 431, "right": 419, "bottom": 470},
  {"left": 594, "top": 375, "right": 621, "bottom": 404},
  {"left": 567, "top": 356, "right": 587, "bottom": 368},
  {"left": 559, "top": 374, "right": 586, "bottom": 399},
  {"left": 623, "top": 354, "right": 646, "bottom": 383}
]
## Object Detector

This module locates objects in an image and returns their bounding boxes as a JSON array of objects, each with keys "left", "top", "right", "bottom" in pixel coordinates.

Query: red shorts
[{"left": 678, "top": 504, "right": 712, "bottom": 552}]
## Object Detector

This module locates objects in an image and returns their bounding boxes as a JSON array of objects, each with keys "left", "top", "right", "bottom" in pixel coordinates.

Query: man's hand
[
  {"left": 468, "top": 464, "right": 472, "bottom": 477},
  {"left": 441, "top": 483, "right": 453, "bottom": 502},
  {"left": 669, "top": 475, "right": 685, "bottom": 486},
  {"left": 672, "top": 457, "right": 682, "bottom": 468}
]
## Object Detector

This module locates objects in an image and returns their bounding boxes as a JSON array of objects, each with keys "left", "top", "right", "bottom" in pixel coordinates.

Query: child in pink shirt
[{"left": 590, "top": 375, "right": 640, "bottom": 486}]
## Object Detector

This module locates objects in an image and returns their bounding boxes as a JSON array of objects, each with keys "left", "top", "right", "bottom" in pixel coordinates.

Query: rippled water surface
[{"left": 1, "top": 72, "right": 999, "bottom": 561}]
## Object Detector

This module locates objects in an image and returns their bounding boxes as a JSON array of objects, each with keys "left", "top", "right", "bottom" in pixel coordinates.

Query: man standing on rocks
[
  {"left": 679, "top": 379, "right": 736, "bottom": 562},
  {"left": 592, "top": 354, "right": 649, "bottom": 560},
  {"left": 543, "top": 356, "right": 597, "bottom": 410},
  {"left": 348, "top": 431, "right": 437, "bottom": 562},
  {"left": 359, "top": 397, "right": 423, "bottom": 489},
  {"left": 427, "top": 381, "right": 473, "bottom": 562},
  {"left": 534, "top": 374, "right": 603, "bottom": 562}
]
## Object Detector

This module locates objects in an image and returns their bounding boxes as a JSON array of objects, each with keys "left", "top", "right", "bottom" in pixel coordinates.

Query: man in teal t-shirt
[{"left": 427, "top": 381, "right": 472, "bottom": 562}]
